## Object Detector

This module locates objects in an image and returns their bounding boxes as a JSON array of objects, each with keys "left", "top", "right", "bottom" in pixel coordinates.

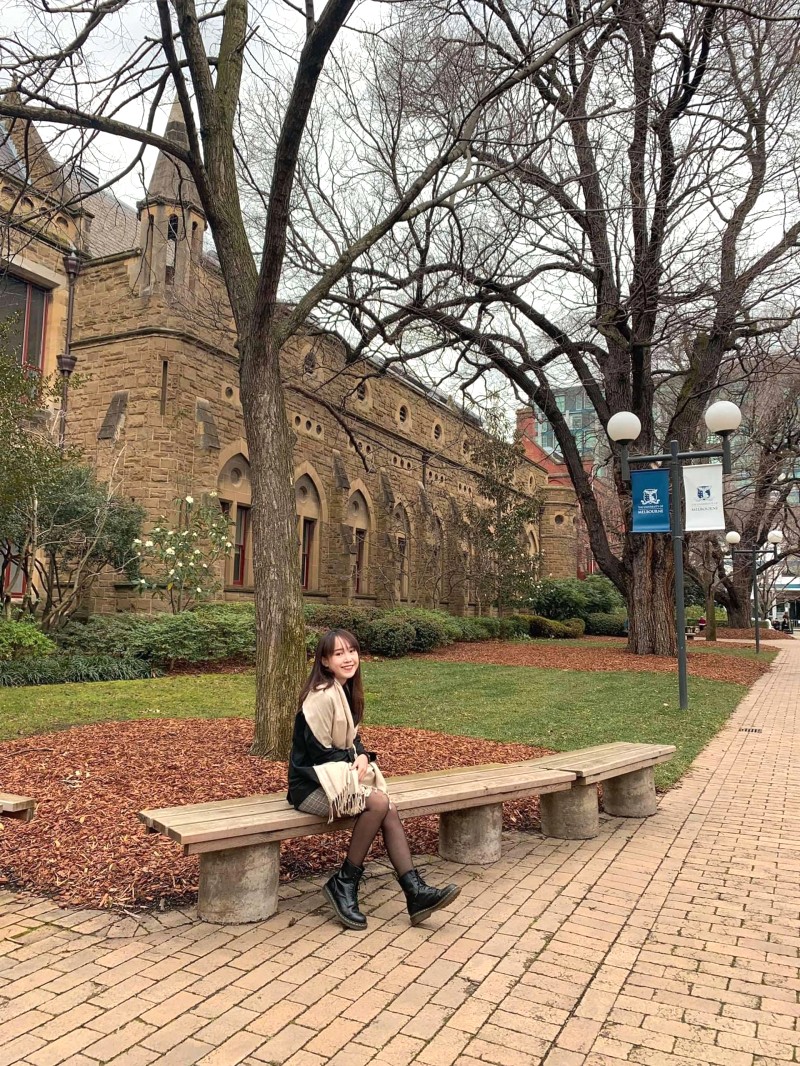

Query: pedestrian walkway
[{"left": 1, "top": 644, "right": 799, "bottom": 1066}]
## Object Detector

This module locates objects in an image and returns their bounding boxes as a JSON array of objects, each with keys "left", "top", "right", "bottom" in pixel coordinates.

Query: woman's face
[{"left": 322, "top": 637, "right": 359, "bottom": 683}]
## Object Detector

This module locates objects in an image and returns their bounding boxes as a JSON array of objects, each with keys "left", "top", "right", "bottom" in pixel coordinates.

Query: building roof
[
  {"left": 143, "top": 99, "right": 203, "bottom": 214},
  {"left": 81, "top": 187, "right": 140, "bottom": 260}
]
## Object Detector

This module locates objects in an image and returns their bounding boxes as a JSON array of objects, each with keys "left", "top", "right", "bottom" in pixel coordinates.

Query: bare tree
[
  {"left": 1, "top": 0, "right": 612, "bottom": 752},
  {"left": 285, "top": 0, "right": 800, "bottom": 655}
]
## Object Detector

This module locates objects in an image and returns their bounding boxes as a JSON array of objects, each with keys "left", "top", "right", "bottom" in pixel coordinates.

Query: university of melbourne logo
[
  {"left": 641, "top": 487, "right": 660, "bottom": 507},
  {"left": 697, "top": 485, "right": 712, "bottom": 501}
]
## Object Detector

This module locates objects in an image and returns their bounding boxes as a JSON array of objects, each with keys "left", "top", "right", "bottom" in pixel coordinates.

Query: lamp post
[
  {"left": 725, "top": 528, "right": 784, "bottom": 654},
  {"left": 609, "top": 400, "right": 742, "bottom": 710},
  {"left": 56, "top": 249, "right": 80, "bottom": 453}
]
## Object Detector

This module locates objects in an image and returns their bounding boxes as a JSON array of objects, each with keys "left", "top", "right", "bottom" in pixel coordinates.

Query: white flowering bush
[{"left": 134, "top": 493, "right": 232, "bottom": 612}]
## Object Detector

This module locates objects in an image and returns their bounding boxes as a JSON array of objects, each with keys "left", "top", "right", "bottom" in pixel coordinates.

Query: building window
[
  {"left": 301, "top": 517, "right": 316, "bottom": 591},
  {"left": 396, "top": 534, "right": 408, "bottom": 602},
  {"left": 232, "top": 505, "right": 249, "bottom": 586},
  {"left": 165, "top": 214, "right": 178, "bottom": 285},
  {"left": 433, "top": 422, "right": 442, "bottom": 441},
  {"left": 347, "top": 489, "right": 371, "bottom": 596},
  {"left": 398, "top": 404, "right": 408, "bottom": 424},
  {"left": 0, "top": 273, "right": 47, "bottom": 369},
  {"left": 354, "top": 529, "right": 367, "bottom": 594}
]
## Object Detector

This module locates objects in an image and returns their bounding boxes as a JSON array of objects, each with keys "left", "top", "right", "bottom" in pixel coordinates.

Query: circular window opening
[
  {"left": 225, "top": 386, "right": 234, "bottom": 399},
  {"left": 351, "top": 499, "right": 360, "bottom": 513},
  {"left": 294, "top": 415, "right": 301, "bottom": 426},
  {"left": 305, "top": 419, "right": 312, "bottom": 431},
  {"left": 433, "top": 423, "right": 442, "bottom": 440},
  {"left": 303, "top": 352, "right": 316, "bottom": 375},
  {"left": 315, "top": 424, "right": 322, "bottom": 435},
  {"left": 356, "top": 382, "right": 367, "bottom": 401},
  {"left": 399, "top": 405, "right": 408, "bottom": 424},
  {"left": 554, "top": 514, "right": 565, "bottom": 526},
  {"left": 298, "top": 485, "right": 308, "bottom": 500},
  {"left": 230, "top": 467, "right": 243, "bottom": 487}
]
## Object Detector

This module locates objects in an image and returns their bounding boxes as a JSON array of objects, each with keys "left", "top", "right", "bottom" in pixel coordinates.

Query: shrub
[
  {"left": 497, "top": 616, "right": 530, "bottom": 639},
  {"left": 56, "top": 606, "right": 257, "bottom": 667},
  {"left": 454, "top": 618, "right": 492, "bottom": 641},
  {"left": 585, "top": 611, "right": 627, "bottom": 637},
  {"left": 684, "top": 605, "right": 727, "bottom": 626},
  {"left": 360, "top": 617, "right": 416, "bottom": 658},
  {"left": 0, "top": 620, "right": 57, "bottom": 661},
  {"left": 581, "top": 575, "right": 625, "bottom": 615},
  {"left": 0, "top": 654, "right": 155, "bottom": 687},
  {"left": 472, "top": 616, "right": 501, "bottom": 637},
  {"left": 302, "top": 605, "right": 381, "bottom": 645},
  {"left": 528, "top": 578, "right": 588, "bottom": 621},
  {"left": 386, "top": 609, "right": 455, "bottom": 652},
  {"left": 525, "top": 614, "right": 584, "bottom": 639},
  {"left": 561, "top": 617, "right": 586, "bottom": 638},
  {"left": 305, "top": 627, "right": 321, "bottom": 658}
]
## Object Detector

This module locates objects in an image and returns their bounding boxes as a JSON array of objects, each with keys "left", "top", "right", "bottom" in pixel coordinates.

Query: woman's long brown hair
[{"left": 298, "top": 628, "right": 365, "bottom": 725}]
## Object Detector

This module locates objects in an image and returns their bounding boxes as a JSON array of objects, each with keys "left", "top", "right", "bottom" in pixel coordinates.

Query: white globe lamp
[
  {"left": 767, "top": 529, "right": 784, "bottom": 546},
  {"left": 607, "top": 411, "right": 642, "bottom": 444},
  {"left": 704, "top": 400, "right": 742, "bottom": 434},
  {"left": 725, "top": 531, "right": 741, "bottom": 546}
]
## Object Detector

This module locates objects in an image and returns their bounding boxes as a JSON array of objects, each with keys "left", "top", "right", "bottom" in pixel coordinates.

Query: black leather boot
[
  {"left": 323, "top": 859, "right": 367, "bottom": 930},
  {"left": 399, "top": 868, "right": 461, "bottom": 926}
]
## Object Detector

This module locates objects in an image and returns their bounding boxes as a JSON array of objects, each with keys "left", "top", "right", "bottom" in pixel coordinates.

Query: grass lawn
[{"left": 0, "top": 658, "right": 748, "bottom": 789}]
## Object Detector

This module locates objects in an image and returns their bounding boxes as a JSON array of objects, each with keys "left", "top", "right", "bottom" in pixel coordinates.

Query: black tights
[{"left": 346, "top": 791, "right": 413, "bottom": 875}]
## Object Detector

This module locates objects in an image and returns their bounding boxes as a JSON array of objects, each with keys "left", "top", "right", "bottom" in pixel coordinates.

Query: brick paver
[{"left": 2, "top": 639, "right": 798, "bottom": 1065}]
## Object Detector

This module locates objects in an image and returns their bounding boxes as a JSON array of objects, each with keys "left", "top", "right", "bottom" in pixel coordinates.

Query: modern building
[{"left": 1, "top": 101, "right": 579, "bottom": 614}]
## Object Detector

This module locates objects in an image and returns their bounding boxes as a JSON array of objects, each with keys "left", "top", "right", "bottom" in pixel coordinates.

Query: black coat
[{"left": 287, "top": 707, "right": 377, "bottom": 809}]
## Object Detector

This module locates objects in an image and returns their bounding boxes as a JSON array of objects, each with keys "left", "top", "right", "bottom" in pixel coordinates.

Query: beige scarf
[{"left": 302, "top": 680, "right": 388, "bottom": 822}]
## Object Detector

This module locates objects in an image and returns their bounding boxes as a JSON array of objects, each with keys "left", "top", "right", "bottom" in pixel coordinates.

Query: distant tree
[{"left": 461, "top": 410, "right": 542, "bottom": 614}]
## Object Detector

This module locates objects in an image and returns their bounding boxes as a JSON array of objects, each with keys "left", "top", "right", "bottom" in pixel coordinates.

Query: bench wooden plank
[
  {"left": 0, "top": 793, "right": 35, "bottom": 822},
  {"left": 154, "top": 768, "right": 577, "bottom": 848},
  {"left": 533, "top": 742, "right": 676, "bottom": 785},
  {"left": 140, "top": 760, "right": 563, "bottom": 832}
]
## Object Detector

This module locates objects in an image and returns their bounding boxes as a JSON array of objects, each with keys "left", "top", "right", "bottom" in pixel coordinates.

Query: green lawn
[{"left": 0, "top": 659, "right": 748, "bottom": 789}]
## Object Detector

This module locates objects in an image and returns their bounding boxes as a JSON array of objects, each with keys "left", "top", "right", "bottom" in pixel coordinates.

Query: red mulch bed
[
  {"left": 0, "top": 721, "right": 550, "bottom": 912},
  {"left": 418, "top": 641, "right": 774, "bottom": 685},
  {"left": 721, "top": 628, "right": 795, "bottom": 641}
]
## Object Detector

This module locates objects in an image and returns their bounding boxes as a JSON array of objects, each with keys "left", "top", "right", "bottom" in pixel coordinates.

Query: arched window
[
  {"left": 296, "top": 474, "right": 322, "bottom": 591},
  {"left": 346, "top": 490, "right": 371, "bottom": 595},
  {"left": 217, "top": 454, "right": 252, "bottom": 587},
  {"left": 165, "top": 214, "right": 179, "bottom": 285},
  {"left": 393, "top": 504, "right": 411, "bottom": 602},
  {"left": 431, "top": 516, "right": 445, "bottom": 605},
  {"left": 527, "top": 528, "right": 539, "bottom": 558}
]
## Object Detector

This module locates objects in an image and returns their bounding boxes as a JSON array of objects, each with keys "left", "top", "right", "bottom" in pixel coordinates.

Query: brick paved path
[{"left": 1, "top": 642, "right": 798, "bottom": 1066}]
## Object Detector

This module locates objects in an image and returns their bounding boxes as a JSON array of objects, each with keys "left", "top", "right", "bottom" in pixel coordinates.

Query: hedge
[
  {"left": 0, "top": 654, "right": 155, "bottom": 687},
  {"left": 0, "top": 620, "right": 57, "bottom": 661},
  {"left": 527, "top": 615, "right": 585, "bottom": 639},
  {"left": 585, "top": 612, "right": 628, "bottom": 637},
  {"left": 360, "top": 617, "right": 416, "bottom": 658}
]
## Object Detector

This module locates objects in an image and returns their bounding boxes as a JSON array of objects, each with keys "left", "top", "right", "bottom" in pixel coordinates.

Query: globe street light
[
  {"left": 609, "top": 400, "right": 742, "bottom": 710},
  {"left": 725, "top": 527, "right": 785, "bottom": 654}
]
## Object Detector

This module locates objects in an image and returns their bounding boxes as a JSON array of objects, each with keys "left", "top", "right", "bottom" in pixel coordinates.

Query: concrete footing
[
  {"left": 439, "top": 803, "right": 503, "bottom": 863},
  {"left": 198, "top": 842, "right": 280, "bottom": 923},
  {"left": 540, "top": 783, "right": 599, "bottom": 839},
  {"left": 603, "top": 766, "right": 657, "bottom": 818}
]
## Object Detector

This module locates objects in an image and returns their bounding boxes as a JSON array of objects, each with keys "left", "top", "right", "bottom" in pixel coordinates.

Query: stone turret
[{"left": 137, "top": 99, "right": 206, "bottom": 295}]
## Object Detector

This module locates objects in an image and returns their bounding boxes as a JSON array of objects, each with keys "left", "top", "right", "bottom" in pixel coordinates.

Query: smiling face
[{"left": 322, "top": 636, "right": 360, "bottom": 684}]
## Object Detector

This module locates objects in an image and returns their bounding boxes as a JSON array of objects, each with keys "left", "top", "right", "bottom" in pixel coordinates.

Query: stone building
[{"left": 1, "top": 102, "right": 578, "bottom": 614}]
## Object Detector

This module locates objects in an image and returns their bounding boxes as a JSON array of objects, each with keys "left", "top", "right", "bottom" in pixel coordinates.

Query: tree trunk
[
  {"left": 725, "top": 563, "right": 752, "bottom": 629},
  {"left": 705, "top": 585, "right": 717, "bottom": 642},
  {"left": 241, "top": 336, "right": 307, "bottom": 759},
  {"left": 625, "top": 535, "right": 677, "bottom": 655}
]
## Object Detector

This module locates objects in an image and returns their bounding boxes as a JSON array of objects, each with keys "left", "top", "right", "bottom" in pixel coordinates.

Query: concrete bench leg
[
  {"left": 602, "top": 766, "right": 657, "bottom": 818},
  {"left": 439, "top": 803, "right": 503, "bottom": 864},
  {"left": 539, "top": 783, "right": 598, "bottom": 839},
  {"left": 198, "top": 841, "right": 280, "bottom": 923}
]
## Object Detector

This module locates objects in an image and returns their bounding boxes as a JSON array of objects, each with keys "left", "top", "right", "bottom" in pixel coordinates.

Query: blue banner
[{"left": 631, "top": 468, "right": 671, "bottom": 533}]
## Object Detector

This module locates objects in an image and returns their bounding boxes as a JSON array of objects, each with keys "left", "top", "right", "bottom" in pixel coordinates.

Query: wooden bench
[
  {"left": 139, "top": 742, "right": 674, "bottom": 924},
  {"left": 140, "top": 762, "right": 576, "bottom": 922},
  {"left": 532, "top": 742, "right": 676, "bottom": 840},
  {"left": 0, "top": 793, "right": 35, "bottom": 822}
]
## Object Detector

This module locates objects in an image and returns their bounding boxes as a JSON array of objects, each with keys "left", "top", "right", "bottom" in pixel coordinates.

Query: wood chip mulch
[
  {"left": 417, "top": 641, "right": 775, "bottom": 685},
  {"left": 0, "top": 721, "right": 550, "bottom": 912}
]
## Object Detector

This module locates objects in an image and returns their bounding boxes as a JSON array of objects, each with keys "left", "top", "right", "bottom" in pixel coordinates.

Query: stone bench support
[
  {"left": 602, "top": 766, "right": 657, "bottom": 818},
  {"left": 198, "top": 841, "right": 280, "bottom": 923},
  {"left": 539, "top": 781, "right": 599, "bottom": 840},
  {"left": 439, "top": 803, "right": 503, "bottom": 864}
]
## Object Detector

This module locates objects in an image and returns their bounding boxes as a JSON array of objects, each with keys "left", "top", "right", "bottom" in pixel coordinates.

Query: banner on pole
[
  {"left": 631, "top": 468, "right": 671, "bottom": 533},
  {"left": 683, "top": 463, "right": 725, "bottom": 531}
]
